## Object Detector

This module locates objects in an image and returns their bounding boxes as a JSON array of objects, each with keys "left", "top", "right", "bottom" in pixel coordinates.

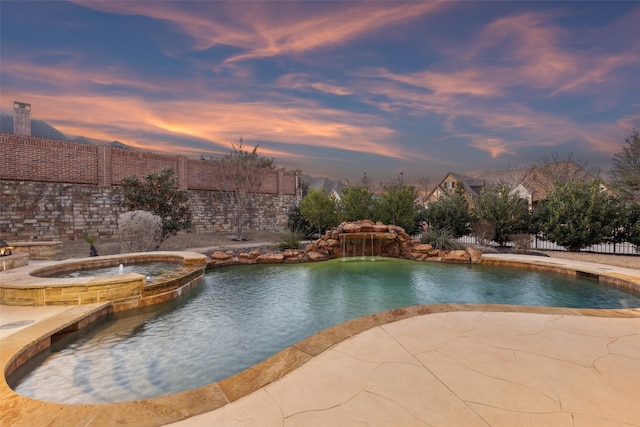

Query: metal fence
[{"left": 454, "top": 234, "right": 639, "bottom": 256}]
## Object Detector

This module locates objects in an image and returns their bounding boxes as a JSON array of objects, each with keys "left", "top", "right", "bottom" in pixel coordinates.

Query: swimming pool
[{"left": 10, "top": 257, "right": 640, "bottom": 404}]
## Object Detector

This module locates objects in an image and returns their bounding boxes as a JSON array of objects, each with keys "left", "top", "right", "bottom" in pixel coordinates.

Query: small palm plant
[
  {"left": 420, "top": 228, "right": 463, "bottom": 251},
  {"left": 84, "top": 235, "right": 99, "bottom": 257}
]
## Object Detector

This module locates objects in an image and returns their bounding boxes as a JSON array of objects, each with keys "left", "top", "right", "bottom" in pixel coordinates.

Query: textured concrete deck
[
  {"left": 1, "top": 254, "right": 639, "bottom": 426},
  {"left": 168, "top": 310, "right": 640, "bottom": 426}
]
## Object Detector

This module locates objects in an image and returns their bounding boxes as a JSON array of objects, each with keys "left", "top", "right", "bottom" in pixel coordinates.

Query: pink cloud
[
  {"left": 375, "top": 69, "right": 504, "bottom": 98},
  {"left": 1, "top": 70, "right": 410, "bottom": 164},
  {"left": 275, "top": 73, "right": 354, "bottom": 96},
  {"left": 467, "top": 136, "right": 516, "bottom": 158},
  {"left": 73, "top": 1, "right": 445, "bottom": 63},
  {"left": 550, "top": 50, "right": 640, "bottom": 96}
]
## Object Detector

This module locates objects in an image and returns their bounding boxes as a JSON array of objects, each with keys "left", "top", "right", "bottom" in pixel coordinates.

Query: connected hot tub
[{"left": 0, "top": 252, "right": 207, "bottom": 310}]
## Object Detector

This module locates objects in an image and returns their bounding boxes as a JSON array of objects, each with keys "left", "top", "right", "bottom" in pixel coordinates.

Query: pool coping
[
  {"left": 1, "top": 254, "right": 639, "bottom": 426},
  {"left": 0, "top": 252, "right": 208, "bottom": 308}
]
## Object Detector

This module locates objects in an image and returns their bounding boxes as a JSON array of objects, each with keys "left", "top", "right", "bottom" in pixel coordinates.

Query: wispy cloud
[
  {"left": 1, "top": 61, "right": 406, "bottom": 162},
  {"left": 550, "top": 50, "right": 640, "bottom": 96},
  {"left": 348, "top": 8, "right": 639, "bottom": 161},
  {"left": 3, "top": 1, "right": 637, "bottom": 181},
  {"left": 275, "top": 73, "right": 354, "bottom": 96},
  {"left": 74, "top": 1, "right": 445, "bottom": 63},
  {"left": 373, "top": 68, "right": 504, "bottom": 98}
]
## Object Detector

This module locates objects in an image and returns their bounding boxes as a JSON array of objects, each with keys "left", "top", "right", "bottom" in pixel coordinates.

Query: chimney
[{"left": 13, "top": 101, "right": 31, "bottom": 136}]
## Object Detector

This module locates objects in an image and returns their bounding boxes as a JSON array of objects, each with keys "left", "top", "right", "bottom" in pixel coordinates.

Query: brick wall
[
  {"left": 0, "top": 133, "right": 297, "bottom": 194},
  {"left": 0, "top": 133, "right": 300, "bottom": 241},
  {"left": 0, "top": 134, "right": 98, "bottom": 184}
]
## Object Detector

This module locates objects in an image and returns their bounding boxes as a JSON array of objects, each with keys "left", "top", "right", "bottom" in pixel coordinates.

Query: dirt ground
[
  {"left": 60, "top": 230, "right": 640, "bottom": 270},
  {"left": 60, "top": 230, "right": 283, "bottom": 260}
]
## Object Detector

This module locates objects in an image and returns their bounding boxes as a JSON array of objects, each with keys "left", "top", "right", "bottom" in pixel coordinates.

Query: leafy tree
[
  {"left": 472, "top": 183, "right": 531, "bottom": 246},
  {"left": 299, "top": 188, "right": 339, "bottom": 236},
  {"left": 606, "top": 196, "right": 628, "bottom": 248},
  {"left": 375, "top": 183, "right": 421, "bottom": 234},
  {"left": 215, "top": 140, "right": 275, "bottom": 241},
  {"left": 610, "top": 200, "right": 640, "bottom": 250},
  {"left": 610, "top": 129, "right": 640, "bottom": 202},
  {"left": 533, "top": 179, "right": 615, "bottom": 252},
  {"left": 424, "top": 187, "right": 472, "bottom": 237},
  {"left": 120, "top": 166, "right": 192, "bottom": 245},
  {"left": 623, "top": 202, "right": 640, "bottom": 249},
  {"left": 338, "top": 185, "right": 375, "bottom": 222}
]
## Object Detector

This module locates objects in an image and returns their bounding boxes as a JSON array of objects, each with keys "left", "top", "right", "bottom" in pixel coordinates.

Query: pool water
[
  {"left": 37, "top": 261, "right": 180, "bottom": 278},
  {"left": 10, "top": 257, "right": 640, "bottom": 404}
]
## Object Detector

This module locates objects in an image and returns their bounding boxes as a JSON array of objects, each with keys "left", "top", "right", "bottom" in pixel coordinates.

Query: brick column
[
  {"left": 177, "top": 156, "right": 188, "bottom": 190},
  {"left": 97, "top": 145, "right": 112, "bottom": 186},
  {"left": 277, "top": 169, "right": 284, "bottom": 196}
]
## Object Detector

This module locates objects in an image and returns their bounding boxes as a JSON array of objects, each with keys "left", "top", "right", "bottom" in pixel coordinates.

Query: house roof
[
  {"left": 426, "top": 161, "right": 607, "bottom": 206},
  {"left": 445, "top": 172, "right": 485, "bottom": 197},
  {"left": 474, "top": 167, "right": 530, "bottom": 185}
]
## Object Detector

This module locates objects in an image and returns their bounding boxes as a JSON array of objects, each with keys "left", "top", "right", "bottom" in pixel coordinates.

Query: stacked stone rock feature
[
  {"left": 305, "top": 220, "right": 482, "bottom": 264},
  {"left": 204, "top": 221, "right": 482, "bottom": 268},
  {"left": 304, "top": 220, "right": 409, "bottom": 260}
]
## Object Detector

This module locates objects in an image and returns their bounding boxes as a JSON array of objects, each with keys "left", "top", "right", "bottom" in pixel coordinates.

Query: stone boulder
[
  {"left": 441, "top": 250, "right": 471, "bottom": 264},
  {"left": 466, "top": 247, "right": 482, "bottom": 264},
  {"left": 211, "top": 251, "right": 232, "bottom": 261},
  {"left": 257, "top": 253, "right": 284, "bottom": 264},
  {"left": 412, "top": 244, "right": 433, "bottom": 253},
  {"left": 307, "top": 251, "right": 328, "bottom": 261}
]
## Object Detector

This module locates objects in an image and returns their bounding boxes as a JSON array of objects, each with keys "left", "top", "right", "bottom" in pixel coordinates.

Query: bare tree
[
  {"left": 494, "top": 168, "right": 528, "bottom": 190},
  {"left": 359, "top": 171, "right": 371, "bottom": 189},
  {"left": 214, "top": 139, "right": 275, "bottom": 241},
  {"left": 537, "top": 153, "right": 599, "bottom": 192}
]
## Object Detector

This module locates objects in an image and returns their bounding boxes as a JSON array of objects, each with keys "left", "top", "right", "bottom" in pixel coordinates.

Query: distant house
[
  {"left": 425, "top": 162, "right": 608, "bottom": 210},
  {"left": 328, "top": 187, "right": 343, "bottom": 202},
  {"left": 424, "top": 172, "right": 485, "bottom": 208},
  {"left": 303, "top": 175, "right": 346, "bottom": 202}
]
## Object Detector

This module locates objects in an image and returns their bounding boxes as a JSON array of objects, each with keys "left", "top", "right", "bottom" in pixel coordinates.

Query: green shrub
[
  {"left": 420, "top": 228, "right": 463, "bottom": 251},
  {"left": 533, "top": 179, "right": 615, "bottom": 251},
  {"left": 120, "top": 167, "right": 192, "bottom": 243},
  {"left": 277, "top": 227, "right": 306, "bottom": 250},
  {"left": 118, "top": 210, "right": 163, "bottom": 252}
]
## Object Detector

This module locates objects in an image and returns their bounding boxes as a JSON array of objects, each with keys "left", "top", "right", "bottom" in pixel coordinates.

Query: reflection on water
[{"left": 10, "top": 257, "right": 640, "bottom": 404}]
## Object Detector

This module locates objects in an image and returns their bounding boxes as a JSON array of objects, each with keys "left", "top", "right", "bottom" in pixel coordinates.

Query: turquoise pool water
[
  {"left": 10, "top": 257, "right": 640, "bottom": 404},
  {"left": 34, "top": 261, "right": 180, "bottom": 278}
]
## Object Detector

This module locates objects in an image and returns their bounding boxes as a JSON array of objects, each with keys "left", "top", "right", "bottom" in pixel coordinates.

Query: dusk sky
[{"left": 1, "top": 1, "right": 639, "bottom": 185}]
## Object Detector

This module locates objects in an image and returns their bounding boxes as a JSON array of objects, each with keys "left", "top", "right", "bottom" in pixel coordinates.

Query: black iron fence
[{"left": 453, "top": 234, "right": 639, "bottom": 256}]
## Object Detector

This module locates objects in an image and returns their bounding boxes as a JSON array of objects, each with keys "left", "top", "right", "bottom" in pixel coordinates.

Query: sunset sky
[{"left": 1, "top": 1, "right": 638, "bottom": 185}]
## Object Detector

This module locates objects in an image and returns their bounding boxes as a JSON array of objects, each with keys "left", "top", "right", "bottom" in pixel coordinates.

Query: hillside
[
  {"left": 0, "top": 113, "right": 68, "bottom": 140},
  {"left": 0, "top": 113, "right": 131, "bottom": 149}
]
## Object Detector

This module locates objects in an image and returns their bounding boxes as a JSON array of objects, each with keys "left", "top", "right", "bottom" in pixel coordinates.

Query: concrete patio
[{"left": 169, "top": 309, "right": 640, "bottom": 426}]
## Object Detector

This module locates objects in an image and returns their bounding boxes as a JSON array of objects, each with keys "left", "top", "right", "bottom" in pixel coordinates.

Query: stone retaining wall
[
  {"left": 0, "top": 181, "right": 299, "bottom": 241},
  {"left": 1, "top": 132, "right": 301, "bottom": 241}
]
